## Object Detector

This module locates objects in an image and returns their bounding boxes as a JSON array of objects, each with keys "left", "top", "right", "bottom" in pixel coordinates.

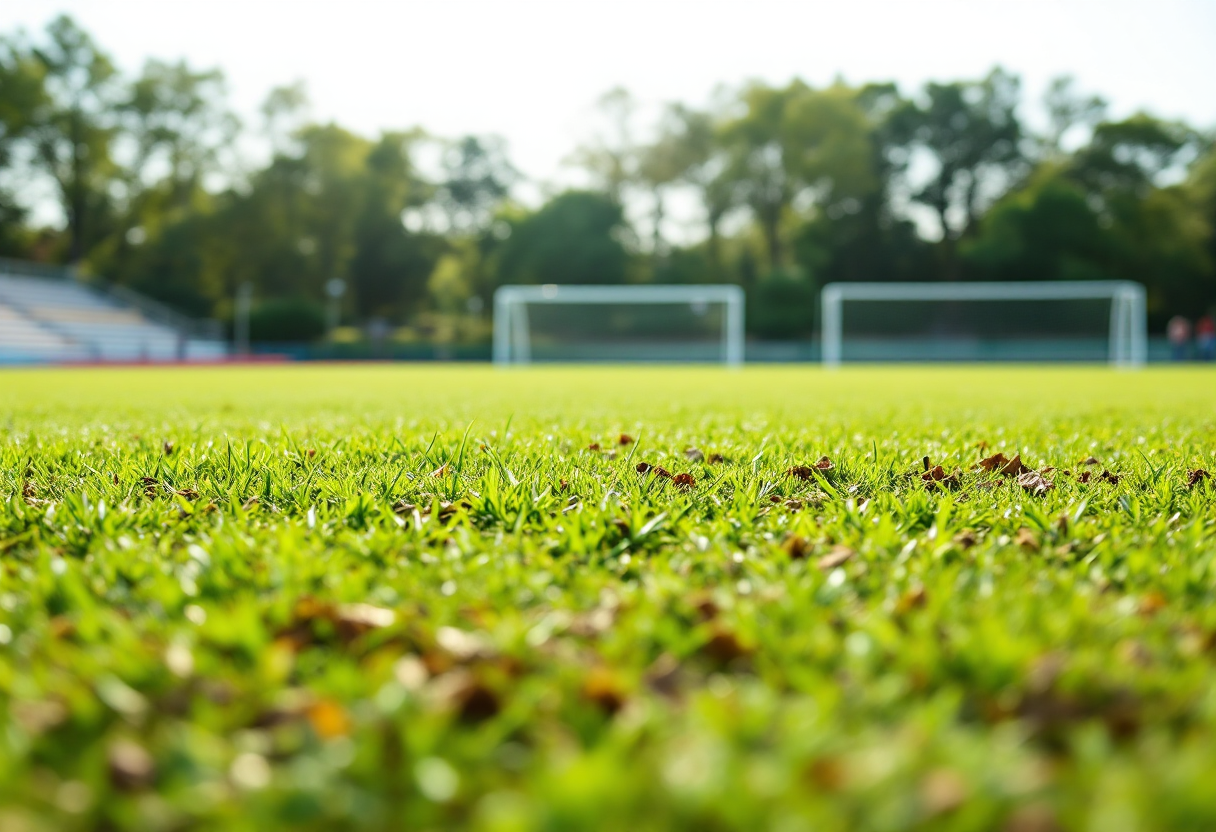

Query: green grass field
[{"left": 2, "top": 365, "right": 1216, "bottom": 832}]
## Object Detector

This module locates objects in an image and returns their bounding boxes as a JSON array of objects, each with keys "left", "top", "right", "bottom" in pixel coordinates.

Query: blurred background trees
[{"left": 0, "top": 14, "right": 1212, "bottom": 341}]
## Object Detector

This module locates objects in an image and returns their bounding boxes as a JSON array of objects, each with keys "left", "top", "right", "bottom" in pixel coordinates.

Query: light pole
[
  {"left": 235, "top": 282, "right": 253, "bottom": 356},
  {"left": 325, "top": 277, "right": 347, "bottom": 337}
]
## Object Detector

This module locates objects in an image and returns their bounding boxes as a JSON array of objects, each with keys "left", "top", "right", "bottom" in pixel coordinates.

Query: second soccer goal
[
  {"left": 820, "top": 280, "right": 1148, "bottom": 367},
  {"left": 493, "top": 284, "right": 745, "bottom": 366}
]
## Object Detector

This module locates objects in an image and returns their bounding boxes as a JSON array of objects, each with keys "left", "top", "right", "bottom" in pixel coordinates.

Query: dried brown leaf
[
  {"left": 1016, "top": 470, "right": 1054, "bottom": 495},
  {"left": 683, "top": 447, "right": 705, "bottom": 462},
  {"left": 108, "top": 739, "right": 155, "bottom": 791},
  {"left": 1081, "top": 456, "right": 1100, "bottom": 466},
  {"left": 581, "top": 667, "right": 628, "bottom": 715},
  {"left": 618, "top": 433, "right": 634, "bottom": 445},
  {"left": 814, "top": 455, "right": 833, "bottom": 470},
  {"left": 700, "top": 627, "right": 752, "bottom": 664},
  {"left": 644, "top": 653, "right": 683, "bottom": 699},
  {"left": 1015, "top": 527, "right": 1040, "bottom": 551},
  {"left": 673, "top": 472, "right": 696, "bottom": 490},
  {"left": 306, "top": 699, "right": 352, "bottom": 739},
  {"left": 954, "top": 530, "right": 978, "bottom": 549},
  {"left": 707, "top": 452, "right": 725, "bottom": 464},
  {"left": 782, "top": 534, "right": 809, "bottom": 560},
  {"left": 816, "top": 544, "right": 855, "bottom": 571},
  {"left": 1186, "top": 468, "right": 1210, "bottom": 489}
]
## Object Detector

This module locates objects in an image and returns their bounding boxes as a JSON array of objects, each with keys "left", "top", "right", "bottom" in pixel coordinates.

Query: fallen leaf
[
  {"left": 1098, "top": 470, "right": 1121, "bottom": 485},
  {"left": 805, "top": 756, "right": 847, "bottom": 791},
  {"left": 1016, "top": 470, "right": 1054, "bottom": 495},
  {"left": 307, "top": 448, "right": 316, "bottom": 458},
  {"left": 1186, "top": 468, "right": 1210, "bottom": 489},
  {"left": 1139, "top": 592, "right": 1167, "bottom": 617},
  {"left": 108, "top": 739, "right": 155, "bottom": 791},
  {"left": 977, "top": 453, "right": 1031, "bottom": 475},
  {"left": 429, "top": 670, "right": 501, "bottom": 722},
  {"left": 644, "top": 653, "right": 683, "bottom": 699},
  {"left": 816, "top": 544, "right": 855, "bottom": 571},
  {"left": 786, "top": 466, "right": 815, "bottom": 480},
  {"left": 581, "top": 667, "right": 627, "bottom": 715},
  {"left": 895, "top": 585, "right": 928, "bottom": 614},
  {"left": 1003, "top": 804, "right": 1061, "bottom": 832},
  {"left": 1076, "top": 471, "right": 1092, "bottom": 484},
  {"left": 683, "top": 448, "right": 705, "bottom": 462},
  {"left": 921, "top": 463, "right": 960, "bottom": 489},
  {"left": 673, "top": 473, "right": 696, "bottom": 490},
  {"left": 635, "top": 462, "right": 652, "bottom": 474},
  {"left": 619, "top": 433, "right": 634, "bottom": 445},
  {"left": 920, "top": 768, "right": 968, "bottom": 815},
  {"left": 1081, "top": 456, "right": 1100, "bottom": 466},
  {"left": 1015, "top": 527, "right": 1040, "bottom": 551},
  {"left": 707, "top": 453, "right": 725, "bottom": 464},
  {"left": 814, "top": 456, "right": 833, "bottom": 470},
  {"left": 954, "top": 530, "right": 978, "bottom": 549},
  {"left": 653, "top": 466, "right": 672, "bottom": 479},
  {"left": 700, "top": 627, "right": 752, "bottom": 664},
  {"left": 278, "top": 597, "right": 395, "bottom": 648},
  {"left": 783, "top": 498, "right": 804, "bottom": 511},
  {"left": 163, "top": 441, "right": 175, "bottom": 456},
  {"left": 306, "top": 699, "right": 351, "bottom": 739},
  {"left": 435, "top": 626, "right": 493, "bottom": 661},
  {"left": 782, "top": 534, "right": 809, "bottom": 560},
  {"left": 587, "top": 442, "right": 601, "bottom": 451}
]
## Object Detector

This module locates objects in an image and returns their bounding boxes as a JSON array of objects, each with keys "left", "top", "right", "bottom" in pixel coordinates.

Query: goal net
[
  {"left": 820, "top": 281, "right": 1147, "bottom": 367},
  {"left": 493, "top": 284, "right": 745, "bottom": 366}
]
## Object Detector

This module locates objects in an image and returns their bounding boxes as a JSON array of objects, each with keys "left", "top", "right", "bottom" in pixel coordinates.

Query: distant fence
[{"left": 248, "top": 337, "right": 1179, "bottom": 364}]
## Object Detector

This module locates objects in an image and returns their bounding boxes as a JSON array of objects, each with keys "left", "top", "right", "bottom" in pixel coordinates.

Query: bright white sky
[{"left": 4, "top": 0, "right": 1215, "bottom": 201}]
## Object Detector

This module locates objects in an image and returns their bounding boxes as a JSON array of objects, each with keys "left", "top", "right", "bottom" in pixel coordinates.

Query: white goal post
[
  {"left": 493, "top": 284, "right": 746, "bottom": 366},
  {"left": 820, "top": 280, "right": 1147, "bottom": 368}
]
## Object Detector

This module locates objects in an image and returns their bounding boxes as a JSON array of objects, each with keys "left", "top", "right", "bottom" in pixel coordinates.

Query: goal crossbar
[
  {"left": 820, "top": 280, "right": 1147, "bottom": 367},
  {"left": 493, "top": 284, "right": 745, "bottom": 366}
]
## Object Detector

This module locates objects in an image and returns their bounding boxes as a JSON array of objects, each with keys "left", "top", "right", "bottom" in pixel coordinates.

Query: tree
[
  {"left": 1040, "top": 76, "right": 1107, "bottom": 160},
  {"left": 889, "top": 68, "right": 1024, "bottom": 279},
  {"left": 27, "top": 15, "right": 121, "bottom": 264},
  {"left": 0, "top": 35, "right": 47, "bottom": 255},
  {"left": 567, "top": 87, "right": 638, "bottom": 204},
  {"left": 350, "top": 130, "right": 438, "bottom": 318},
  {"left": 635, "top": 103, "right": 719, "bottom": 264},
  {"left": 720, "top": 80, "right": 875, "bottom": 271},
  {"left": 437, "top": 135, "right": 518, "bottom": 233},
  {"left": 494, "top": 191, "right": 629, "bottom": 286}
]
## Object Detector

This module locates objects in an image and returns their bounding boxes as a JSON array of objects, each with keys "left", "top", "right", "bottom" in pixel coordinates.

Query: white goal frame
[
  {"left": 820, "top": 280, "right": 1147, "bottom": 368},
  {"left": 493, "top": 284, "right": 745, "bottom": 366}
]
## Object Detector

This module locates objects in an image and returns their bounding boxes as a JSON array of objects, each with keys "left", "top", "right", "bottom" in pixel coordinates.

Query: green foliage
[
  {"left": 1, "top": 16, "right": 1214, "bottom": 336},
  {"left": 746, "top": 268, "right": 819, "bottom": 339},
  {"left": 248, "top": 298, "right": 327, "bottom": 343},
  {"left": 495, "top": 191, "right": 630, "bottom": 286},
  {"left": 963, "top": 172, "right": 1115, "bottom": 282},
  {"left": 1, "top": 366, "right": 1216, "bottom": 829}
]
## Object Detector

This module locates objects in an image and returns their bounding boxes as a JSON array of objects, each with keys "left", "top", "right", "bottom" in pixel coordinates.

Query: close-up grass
[{"left": 2, "top": 365, "right": 1216, "bottom": 831}]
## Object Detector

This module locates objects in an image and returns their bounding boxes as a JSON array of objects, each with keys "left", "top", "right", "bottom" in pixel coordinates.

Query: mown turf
[{"left": 2, "top": 365, "right": 1216, "bottom": 832}]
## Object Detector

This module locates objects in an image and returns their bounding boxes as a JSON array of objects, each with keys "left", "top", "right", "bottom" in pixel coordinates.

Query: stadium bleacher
[{"left": 0, "top": 263, "right": 227, "bottom": 364}]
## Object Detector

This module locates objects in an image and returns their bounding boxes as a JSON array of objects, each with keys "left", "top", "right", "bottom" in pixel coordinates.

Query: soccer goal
[
  {"left": 493, "top": 284, "right": 745, "bottom": 366},
  {"left": 820, "top": 280, "right": 1147, "bottom": 367}
]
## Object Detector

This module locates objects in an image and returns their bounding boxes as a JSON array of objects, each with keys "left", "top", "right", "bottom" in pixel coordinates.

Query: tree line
[{"left": 1, "top": 15, "right": 1213, "bottom": 341}]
